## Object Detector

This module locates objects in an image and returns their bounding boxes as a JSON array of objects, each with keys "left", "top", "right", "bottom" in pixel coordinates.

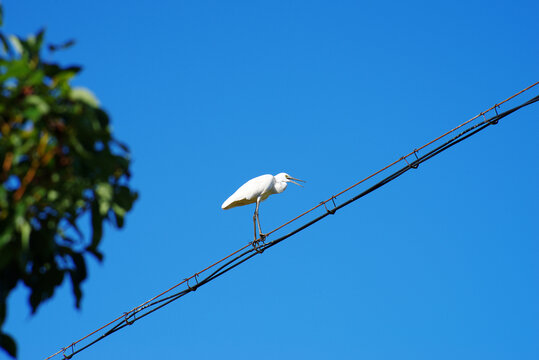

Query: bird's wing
[
  {"left": 221, "top": 197, "right": 255, "bottom": 210},
  {"left": 221, "top": 174, "right": 274, "bottom": 210}
]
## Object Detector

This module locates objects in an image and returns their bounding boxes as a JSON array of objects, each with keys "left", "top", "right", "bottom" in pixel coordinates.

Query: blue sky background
[{"left": 3, "top": 1, "right": 539, "bottom": 359}]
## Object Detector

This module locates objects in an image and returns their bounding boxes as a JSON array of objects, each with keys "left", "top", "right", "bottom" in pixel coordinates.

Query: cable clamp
[
  {"left": 491, "top": 104, "right": 500, "bottom": 125},
  {"left": 402, "top": 154, "right": 418, "bottom": 169},
  {"left": 322, "top": 197, "right": 337, "bottom": 215},
  {"left": 250, "top": 240, "right": 265, "bottom": 254},
  {"left": 124, "top": 311, "right": 135, "bottom": 325},
  {"left": 62, "top": 345, "right": 74, "bottom": 359},
  {"left": 401, "top": 155, "right": 410, "bottom": 167},
  {"left": 185, "top": 274, "right": 199, "bottom": 291},
  {"left": 411, "top": 149, "right": 419, "bottom": 169}
]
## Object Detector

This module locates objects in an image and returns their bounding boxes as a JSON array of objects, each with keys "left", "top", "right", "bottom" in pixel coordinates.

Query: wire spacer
[
  {"left": 251, "top": 240, "right": 265, "bottom": 254},
  {"left": 411, "top": 149, "right": 419, "bottom": 169},
  {"left": 185, "top": 274, "right": 199, "bottom": 291},
  {"left": 124, "top": 311, "right": 135, "bottom": 325},
  {"left": 323, "top": 202, "right": 335, "bottom": 215},
  {"left": 491, "top": 105, "right": 500, "bottom": 125},
  {"left": 402, "top": 154, "right": 418, "bottom": 169},
  {"left": 62, "top": 345, "right": 74, "bottom": 359},
  {"left": 401, "top": 155, "right": 410, "bottom": 166},
  {"left": 322, "top": 197, "right": 337, "bottom": 215}
]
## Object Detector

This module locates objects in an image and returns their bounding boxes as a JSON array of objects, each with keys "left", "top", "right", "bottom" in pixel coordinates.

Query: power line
[{"left": 46, "top": 83, "right": 539, "bottom": 360}]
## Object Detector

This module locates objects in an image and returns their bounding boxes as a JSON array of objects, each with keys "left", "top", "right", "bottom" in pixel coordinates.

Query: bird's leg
[
  {"left": 250, "top": 198, "right": 265, "bottom": 254},
  {"left": 252, "top": 207, "right": 258, "bottom": 243},
  {"left": 255, "top": 197, "right": 266, "bottom": 242},
  {"left": 251, "top": 211, "right": 261, "bottom": 252}
]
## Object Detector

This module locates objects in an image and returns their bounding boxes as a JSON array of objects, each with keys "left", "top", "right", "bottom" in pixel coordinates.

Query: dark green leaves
[
  {"left": 48, "top": 39, "right": 75, "bottom": 52},
  {"left": 0, "top": 333, "right": 17, "bottom": 358},
  {"left": 0, "top": 8, "right": 137, "bottom": 358}
]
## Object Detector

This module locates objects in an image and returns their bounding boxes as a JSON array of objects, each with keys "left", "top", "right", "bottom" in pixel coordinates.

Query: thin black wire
[{"left": 58, "top": 93, "right": 539, "bottom": 359}]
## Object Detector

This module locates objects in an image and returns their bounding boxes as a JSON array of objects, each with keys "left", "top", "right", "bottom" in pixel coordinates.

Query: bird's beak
[{"left": 288, "top": 176, "right": 306, "bottom": 187}]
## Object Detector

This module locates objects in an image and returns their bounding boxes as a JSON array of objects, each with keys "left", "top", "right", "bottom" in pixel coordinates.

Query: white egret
[{"left": 222, "top": 173, "right": 305, "bottom": 242}]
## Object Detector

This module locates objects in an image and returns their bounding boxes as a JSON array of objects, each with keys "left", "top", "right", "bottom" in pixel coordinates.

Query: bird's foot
[{"left": 259, "top": 233, "right": 267, "bottom": 242}]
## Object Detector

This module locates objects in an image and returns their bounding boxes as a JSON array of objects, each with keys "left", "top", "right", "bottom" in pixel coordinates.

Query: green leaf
[
  {"left": 47, "top": 190, "right": 59, "bottom": 202},
  {"left": 28, "top": 266, "right": 65, "bottom": 313},
  {"left": 91, "top": 200, "right": 103, "bottom": 247},
  {"left": 48, "top": 39, "right": 75, "bottom": 52},
  {"left": 35, "top": 29, "right": 45, "bottom": 51},
  {"left": 15, "top": 216, "right": 31, "bottom": 252},
  {"left": 25, "top": 29, "right": 45, "bottom": 56},
  {"left": 0, "top": 58, "right": 30, "bottom": 80},
  {"left": 86, "top": 246, "right": 104, "bottom": 262},
  {"left": 96, "top": 183, "right": 113, "bottom": 202},
  {"left": 8, "top": 35, "right": 22, "bottom": 55},
  {"left": 70, "top": 87, "right": 100, "bottom": 107},
  {"left": 0, "top": 332, "right": 17, "bottom": 358},
  {"left": 112, "top": 203, "right": 126, "bottom": 218},
  {"left": 115, "top": 186, "right": 137, "bottom": 211},
  {"left": 99, "top": 201, "right": 109, "bottom": 216},
  {"left": 0, "top": 230, "right": 12, "bottom": 249},
  {"left": 96, "top": 183, "right": 113, "bottom": 215},
  {"left": 113, "top": 139, "right": 130, "bottom": 153},
  {"left": 24, "top": 95, "right": 50, "bottom": 116},
  {"left": 26, "top": 68, "right": 45, "bottom": 85},
  {"left": 67, "top": 252, "right": 87, "bottom": 308},
  {"left": 112, "top": 201, "right": 127, "bottom": 228},
  {"left": 0, "top": 33, "right": 10, "bottom": 55},
  {"left": 0, "top": 300, "right": 6, "bottom": 324},
  {"left": 20, "top": 220, "right": 30, "bottom": 252}
]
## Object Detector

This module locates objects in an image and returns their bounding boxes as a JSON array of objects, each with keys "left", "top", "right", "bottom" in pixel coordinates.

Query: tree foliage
[{"left": 0, "top": 7, "right": 137, "bottom": 358}]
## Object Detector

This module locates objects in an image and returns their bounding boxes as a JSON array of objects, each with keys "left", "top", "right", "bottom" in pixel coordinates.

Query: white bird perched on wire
[{"left": 222, "top": 173, "right": 305, "bottom": 242}]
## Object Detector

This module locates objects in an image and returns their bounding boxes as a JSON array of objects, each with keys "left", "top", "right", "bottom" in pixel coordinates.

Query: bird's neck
[{"left": 273, "top": 181, "right": 288, "bottom": 194}]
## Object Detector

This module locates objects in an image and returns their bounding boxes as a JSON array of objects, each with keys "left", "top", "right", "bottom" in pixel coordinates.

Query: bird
[{"left": 222, "top": 173, "right": 305, "bottom": 243}]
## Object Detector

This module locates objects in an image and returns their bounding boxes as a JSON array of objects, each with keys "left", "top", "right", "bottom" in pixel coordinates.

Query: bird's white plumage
[
  {"left": 221, "top": 174, "right": 276, "bottom": 209},
  {"left": 221, "top": 172, "right": 305, "bottom": 241}
]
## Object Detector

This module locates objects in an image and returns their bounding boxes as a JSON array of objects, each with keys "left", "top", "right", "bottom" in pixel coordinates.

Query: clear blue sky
[{"left": 4, "top": 1, "right": 539, "bottom": 359}]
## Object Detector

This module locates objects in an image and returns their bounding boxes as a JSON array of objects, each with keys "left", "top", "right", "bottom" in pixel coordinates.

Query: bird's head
[{"left": 275, "top": 173, "right": 306, "bottom": 187}]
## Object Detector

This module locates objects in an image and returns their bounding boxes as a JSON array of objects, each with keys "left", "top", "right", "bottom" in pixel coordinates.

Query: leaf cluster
[{"left": 0, "top": 10, "right": 137, "bottom": 358}]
